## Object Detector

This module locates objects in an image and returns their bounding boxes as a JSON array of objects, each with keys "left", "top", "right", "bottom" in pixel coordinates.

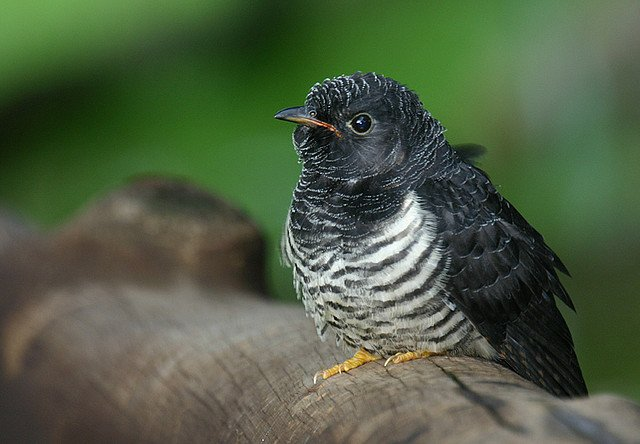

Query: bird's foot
[
  {"left": 313, "top": 348, "right": 380, "bottom": 384},
  {"left": 384, "top": 350, "right": 440, "bottom": 367}
]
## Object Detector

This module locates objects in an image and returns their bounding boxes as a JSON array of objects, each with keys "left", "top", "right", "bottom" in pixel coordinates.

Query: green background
[{"left": 1, "top": 1, "right": 638, "bottom": 400}]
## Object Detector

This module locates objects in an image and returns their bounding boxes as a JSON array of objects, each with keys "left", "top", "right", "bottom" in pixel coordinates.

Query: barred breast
[{"left": 282, "top": 191, "right": 497, "bottom": 359}]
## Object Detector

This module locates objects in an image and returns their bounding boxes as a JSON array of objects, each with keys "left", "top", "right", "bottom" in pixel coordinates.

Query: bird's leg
[
  {"left": 314, "top": 348, "right": 380, "bottom": 383},
  {"left": 384, "top": 350, "right": 441, "bottom": 366}
]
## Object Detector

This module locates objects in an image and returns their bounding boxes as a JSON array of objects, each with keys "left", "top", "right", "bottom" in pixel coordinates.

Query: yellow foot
[
  {"left": 384, "top": 350, "right": 440, "bottom": 367},
  {"left": 314, "top": 348, "right": 381, "bottom": 384}
]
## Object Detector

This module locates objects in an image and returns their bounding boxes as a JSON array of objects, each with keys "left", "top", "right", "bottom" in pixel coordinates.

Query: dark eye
[{"left": 349, "top": 113, "right": 372, "bottom": 134}]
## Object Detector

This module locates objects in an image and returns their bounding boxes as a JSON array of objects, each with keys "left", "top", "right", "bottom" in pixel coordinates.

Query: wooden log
[
  {"left": 0, "top": 209, "right": 36, "bottom": 254},
  {"left": 1, "top": 178, "right": 639, "bottom": 443}
]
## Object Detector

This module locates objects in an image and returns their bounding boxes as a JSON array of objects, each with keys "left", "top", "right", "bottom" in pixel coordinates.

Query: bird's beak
[{"left": 274, "top": 106, "right": 342, "bottom": 137}]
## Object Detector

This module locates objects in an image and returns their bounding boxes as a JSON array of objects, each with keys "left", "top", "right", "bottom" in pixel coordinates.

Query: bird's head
[{"left": 275, "top": 72, "right": 447, "bottom": 187}]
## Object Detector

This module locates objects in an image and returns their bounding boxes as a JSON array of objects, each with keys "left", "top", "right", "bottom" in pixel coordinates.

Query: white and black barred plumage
[
  {"left": 276, "top": 72, "right": 587, "bottom": 397},
  {"left": 282, "top": 190, "right": 496, "bottom": 360}
]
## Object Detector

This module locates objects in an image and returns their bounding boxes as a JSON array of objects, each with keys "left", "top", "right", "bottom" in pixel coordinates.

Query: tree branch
[{"left": 1, "top": 178, "right": 638, "bottom": 442}]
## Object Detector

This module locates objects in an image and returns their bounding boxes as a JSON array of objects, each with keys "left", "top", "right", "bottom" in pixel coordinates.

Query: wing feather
[{"left": 421, "top": 161, "right": 587, "bottom": 397}]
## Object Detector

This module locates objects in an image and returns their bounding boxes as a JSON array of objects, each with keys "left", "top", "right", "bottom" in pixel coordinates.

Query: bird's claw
[
  {"left": 384, "top": 352, "right": 404, "bottom": 367},
  {"left": 313, "top": 348, "right": 380, "bottom": 384},
  {"left": 384, "top": 350, "right": 438, "bottom": 367}
]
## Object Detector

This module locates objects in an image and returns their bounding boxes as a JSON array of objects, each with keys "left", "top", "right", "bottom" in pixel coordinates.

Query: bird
[{"left": 275, "top": 72, "right": 587, "bottom": 397}]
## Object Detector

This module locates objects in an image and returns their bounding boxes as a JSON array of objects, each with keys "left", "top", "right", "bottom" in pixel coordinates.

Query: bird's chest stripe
[{"left": 283, "top": 193, "right": 450, "bottom": 337}]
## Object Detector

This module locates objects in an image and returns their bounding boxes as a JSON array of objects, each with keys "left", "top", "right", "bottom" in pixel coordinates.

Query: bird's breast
[{"left": 283, "top": 191, "right": 478, "bottom": 355}]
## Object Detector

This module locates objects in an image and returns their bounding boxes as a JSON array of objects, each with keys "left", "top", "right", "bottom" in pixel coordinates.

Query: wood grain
[{"left": 1, "top": 178, "right": 638, "bottom": 443}]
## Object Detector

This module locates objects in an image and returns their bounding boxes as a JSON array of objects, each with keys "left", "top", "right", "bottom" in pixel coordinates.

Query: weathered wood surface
[{"left": 1, "top": 179, "right": 639, "bottom": 443}]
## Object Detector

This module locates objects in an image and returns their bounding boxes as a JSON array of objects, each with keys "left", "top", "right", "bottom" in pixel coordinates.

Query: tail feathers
[{"left": 499, "top": 315, "right": 588, "bottom": 397}]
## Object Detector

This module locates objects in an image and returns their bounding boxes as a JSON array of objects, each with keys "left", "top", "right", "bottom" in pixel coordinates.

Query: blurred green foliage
[{"left": 1, "top": 1, "right": 638, "bottom": 400}]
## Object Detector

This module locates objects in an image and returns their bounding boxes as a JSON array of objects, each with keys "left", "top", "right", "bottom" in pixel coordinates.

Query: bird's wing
[
  {"left": 451, "top": 143, "right": 486, "bottom": 165},
  {"left": 421, "top": 164, "right": 587, "bottom": 397}
]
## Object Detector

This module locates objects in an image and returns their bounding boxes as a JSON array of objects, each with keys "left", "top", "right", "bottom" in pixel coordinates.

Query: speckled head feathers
[
  {"left": 305, "top": 73, "right": 410, "bottom": 116},
  {"left": 282, "top": 72, "right": 448, "bottom": 185}
]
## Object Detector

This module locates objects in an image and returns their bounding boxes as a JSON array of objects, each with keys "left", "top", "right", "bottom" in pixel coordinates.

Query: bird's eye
[
  {"left": 349, "top": 113, "right": 373, "bottom": 134},
  {"left": 309, "top": 110, "right": 317, "bottom": 118}
]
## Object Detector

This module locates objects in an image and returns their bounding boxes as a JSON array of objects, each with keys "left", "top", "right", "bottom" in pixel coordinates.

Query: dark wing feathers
[
  {"left": 451, "top": 143, "right": 487, "bottom": 165},
  {"left": 422, "top": 162, "right": 587, "bottom": 397}
]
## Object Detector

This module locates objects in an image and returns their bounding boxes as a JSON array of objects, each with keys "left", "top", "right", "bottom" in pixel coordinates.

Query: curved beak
[{"left": 274, "top": 106, "right": 342, "bottom": 137}]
